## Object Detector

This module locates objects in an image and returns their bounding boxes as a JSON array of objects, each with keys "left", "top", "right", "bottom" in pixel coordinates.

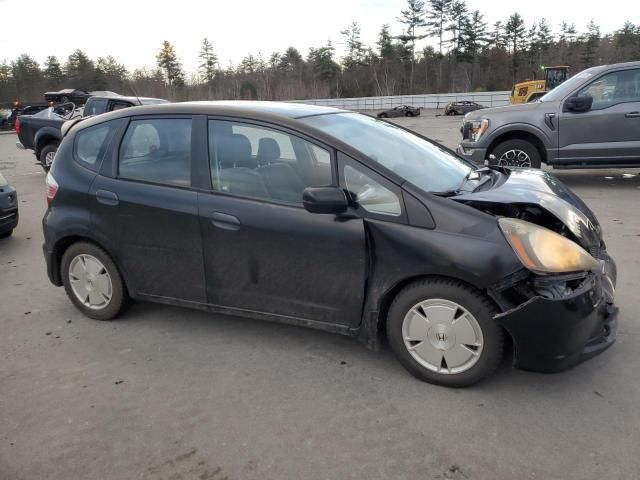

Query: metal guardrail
[{"left": 291, "top": 91, "right": 511, "bottom": 111}]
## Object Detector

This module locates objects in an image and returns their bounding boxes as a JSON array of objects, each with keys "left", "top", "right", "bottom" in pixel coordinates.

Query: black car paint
[
  {"left": 43, "top": 101, "right": 617, "bottom": 373},
  {"left": 44, "top": 89, "right": 92, "bottom": 104},
  {"left": 0, "top": 176, "right": 18, "bottom": 235}
]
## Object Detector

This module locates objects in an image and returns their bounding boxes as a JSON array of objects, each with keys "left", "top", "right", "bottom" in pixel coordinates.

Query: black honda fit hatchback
[{"left": 43, "top": 101, "right": 618, "bottom": 386}]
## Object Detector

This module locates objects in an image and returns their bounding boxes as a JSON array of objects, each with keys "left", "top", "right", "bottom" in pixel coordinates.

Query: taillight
[
  {"left": 46, "top": 172, "right": 58, "bottom": 206},
  {"left": 15, "top": 117, "right": 20, "bottom": 134}
]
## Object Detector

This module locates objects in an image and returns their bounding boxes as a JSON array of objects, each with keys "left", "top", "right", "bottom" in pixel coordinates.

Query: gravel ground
[{"left": 0, "top": 117, "right": 639, "bottom": 480}]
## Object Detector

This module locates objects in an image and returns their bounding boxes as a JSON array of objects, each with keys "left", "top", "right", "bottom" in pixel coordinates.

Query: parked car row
[{"left": 15, "top": 94, "right": 168, "bottom": 170}]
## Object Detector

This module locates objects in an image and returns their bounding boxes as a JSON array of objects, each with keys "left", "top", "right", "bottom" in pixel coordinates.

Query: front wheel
[
  {"left": 386, "top": 278, "right": 504, "bottom": 387},
  {"left": 61, "top": 242, "right": 128, "bottom": 320},
  {"left": 406, "top": 111, "right": 414, "bottom": 117},
  {"left": 39, "top": 143, "right": 59, "bottom": 171},
  {"left": 491, "top": 139, "right": 542, "bottom": 169}
]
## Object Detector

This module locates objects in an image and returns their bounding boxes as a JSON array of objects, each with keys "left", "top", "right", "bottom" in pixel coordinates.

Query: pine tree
[
  {"left": 426, "top": 0, "right": 453, "bottom": 91},
  {"left": 446, "top": 0, "right": 469, "bottom": 54},
  {"left": 64, "top": 50, "right": 96, "bottom": 89},
  {"left": 199, "top": 38, "right": 218, "bottom": 83},
  {"left": 278, "top": 47, "right": 303, "bottom": 72},
  {"left": 580, "top": 20, "right": 601, "bottom": 66},
  {"left": 504, "top": 13, "right": 527, "bottom": 82},
  {"left": 397, "top": 0, "right": 428, "bottom": 92},
  {"left": 377, "top": 24, "right": 395, "bottom": 59},
  {"left": 43, "top": 56, "right": 64, "bottom": 85},
  {"left": 156, "top": 40, "right": 185, "bottom": 87},
  {"left": 341, "top": 22, "right": 367, "bottom": 70}
]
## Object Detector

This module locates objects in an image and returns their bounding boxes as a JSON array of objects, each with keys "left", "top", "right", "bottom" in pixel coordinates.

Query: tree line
[{"left": 2, "top": 0, "right": 640, "bottom": 104}]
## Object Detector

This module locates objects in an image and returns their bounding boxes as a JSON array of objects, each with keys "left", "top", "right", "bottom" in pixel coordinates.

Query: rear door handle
[
  {"left": 95, "top": 190, "right": 119, "bottom": 206},
  {"left": 211, "top": 211, "right": 241, "bottom": 231},
  {"left": 625, "top": 112, "right": 640, "bottom": 118}
]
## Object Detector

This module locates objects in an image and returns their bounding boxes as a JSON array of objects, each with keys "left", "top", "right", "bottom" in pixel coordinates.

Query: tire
[
  {"left": 61, "top": 242, "right": 128, "bottom": 320},
  {"left": 39, "top": 143, "right": 59, "bottom": 171},
  {"left": 386, "top": 278, "right": 504, "bottom": 387},
  {"left": 406, "top": 111, "right": 414, "bottom": 117},
  {"left": 0, "top": 229, "right": 12, "bottom": 238},
  {"left": 379, "top": 113, "right": 388, "bottom": 118},
  {"left": 491, "top": 139, "right": 542, "bottom": 169}
]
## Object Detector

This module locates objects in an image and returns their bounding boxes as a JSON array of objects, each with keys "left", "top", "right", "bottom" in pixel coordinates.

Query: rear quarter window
[{"left": 74, "top": 121, "right": 117, "bottom": 171}]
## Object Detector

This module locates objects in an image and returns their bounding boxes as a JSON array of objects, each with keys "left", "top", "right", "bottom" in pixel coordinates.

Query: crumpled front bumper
[{"left": 495, "top": 258, "right": 618, "bottom": 373}]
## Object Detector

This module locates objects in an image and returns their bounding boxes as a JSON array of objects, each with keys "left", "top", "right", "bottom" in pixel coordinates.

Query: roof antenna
[{"left": 127, "top": 79, "right": 143, "bottom": 106}]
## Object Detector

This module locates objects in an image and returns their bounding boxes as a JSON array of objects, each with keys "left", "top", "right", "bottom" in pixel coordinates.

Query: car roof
[
  {"left": 88, "top": 95, "right": 169, "bottom": 105},
  {"left": 76, "top": 100, "right": 348, "bottom": 130}
]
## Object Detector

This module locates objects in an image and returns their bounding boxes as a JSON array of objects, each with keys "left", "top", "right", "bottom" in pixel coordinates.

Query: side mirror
[
  {"left": 303, "top": 186, "right": 348, "bottom": 214},
  {"left": 565, "top": 95, "right": 593, "bottom": 113}
]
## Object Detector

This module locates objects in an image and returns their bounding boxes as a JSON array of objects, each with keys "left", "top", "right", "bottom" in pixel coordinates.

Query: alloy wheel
[
  {"left": 68, "top": 254, "right": 113, "bottom": 310},
  {"left": 402, "top": 299, "right": 484, "bottom": 374},
  {"left": 498, "top": 149, "right": 531, "bottom": 168},
  {"left": 44, "top": 151, "right": 55, "bottom": 167}
]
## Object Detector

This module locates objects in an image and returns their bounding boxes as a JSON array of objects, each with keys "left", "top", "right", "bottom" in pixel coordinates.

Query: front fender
[{"left": 483, "top": 122, "right": 553, "bottom": 149}]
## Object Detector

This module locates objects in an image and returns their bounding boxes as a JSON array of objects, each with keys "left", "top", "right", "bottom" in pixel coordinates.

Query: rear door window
[{"left": 118, "top": 118, "right": 192, "bottom": 187}]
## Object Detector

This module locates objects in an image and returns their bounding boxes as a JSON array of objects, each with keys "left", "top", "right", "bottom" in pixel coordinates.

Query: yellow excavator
[{"left": 510, "top": 66, "right": 570, "bottom": 104}]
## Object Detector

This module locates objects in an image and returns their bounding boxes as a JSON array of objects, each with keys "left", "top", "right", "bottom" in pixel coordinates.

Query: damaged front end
[
  {"left": 453, "top": 168, "right": 618, "bottom": 372},
  {"left": 488, "top": 265, "right": 617, "bottom": 372}
]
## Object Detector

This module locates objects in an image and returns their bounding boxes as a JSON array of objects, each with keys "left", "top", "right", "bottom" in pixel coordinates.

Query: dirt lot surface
[{"left": 1, "top": 117, "right": 639, "bottom": 479}]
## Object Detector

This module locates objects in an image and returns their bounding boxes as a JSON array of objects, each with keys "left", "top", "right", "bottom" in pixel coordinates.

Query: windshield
[
  {"left": 300, "top": 113, "right": 474, "bottom": 193},
  {"left": 538, "top": 68, "right": 599, "bottom": 102}
]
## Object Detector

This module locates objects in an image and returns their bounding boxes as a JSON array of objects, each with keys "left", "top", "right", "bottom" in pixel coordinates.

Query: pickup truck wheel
[
  {"left": 39, "top": 143, "right": 59, "bottom": 171},
  {"left": 491, "top": 139, "right": 541, "bottom": 169}
]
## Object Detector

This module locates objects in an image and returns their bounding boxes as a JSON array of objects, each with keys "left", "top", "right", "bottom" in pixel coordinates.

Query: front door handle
[
  {"left": 95, "top": 190, "right": 119, "bottom": 206},
  {"left": 625, "top": 111, "right": 640, "bottom": 118},
  {"left": 211, "top": 211, "right": 241, "bottom": 231}
]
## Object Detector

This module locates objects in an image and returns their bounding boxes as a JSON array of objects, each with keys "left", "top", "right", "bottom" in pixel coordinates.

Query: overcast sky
[{"left": 0, "top": 0, "right": 632, "bottom": 73}]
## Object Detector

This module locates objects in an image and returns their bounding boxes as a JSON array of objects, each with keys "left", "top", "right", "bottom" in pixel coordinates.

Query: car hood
[
  {"left": 463, "top": 101, "right": 550, "bottom": 121},
  {"left": 453, "top": 168, "right": 602, "bottom": 248}
]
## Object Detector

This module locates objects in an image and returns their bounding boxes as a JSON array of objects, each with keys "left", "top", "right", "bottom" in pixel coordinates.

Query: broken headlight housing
[{"left": 498, "top": 218, "right": 602, "bottom": 274}]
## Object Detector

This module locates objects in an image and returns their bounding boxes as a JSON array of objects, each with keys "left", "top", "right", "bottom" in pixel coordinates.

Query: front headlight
[
  {"left": 498, "top": 218, "right": 601, "bottom": 274},
  {"left": 469, "top": 118, "right": 489, "bottom": 142}
]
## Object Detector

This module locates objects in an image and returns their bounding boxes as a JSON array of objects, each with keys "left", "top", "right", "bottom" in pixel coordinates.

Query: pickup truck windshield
[
  {"left": 539, "top": 69, "right": 597, "bottom": 102},
  {"left": 301, "top": 113, "right": 473, "bottom": 193}
]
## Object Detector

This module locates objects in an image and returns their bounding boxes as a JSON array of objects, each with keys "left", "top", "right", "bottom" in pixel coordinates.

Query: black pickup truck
[{"left": 16, "top": 95, "right": 168, "bottom": 169}]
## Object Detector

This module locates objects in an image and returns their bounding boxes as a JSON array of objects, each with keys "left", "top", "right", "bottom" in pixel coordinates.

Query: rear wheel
[
  {"left": 491, "top": 139, "right": 542, "bottom": 169},
  {"left": 0, "top": 229, "right": 13, "bottom": 239},
  {"left": 61, "top": 242, "right": 128, "bottom": 320},
  {"left": 386, "top": 278, "right": 503, "bottom": 387},
  {"left": 379, "top": 112, "right": 388, "bottom": 118},
  {"left": 406, "top": 111, "right": 414, "bottom": 117},
  {"left": 39, "top": 143, "right": 59, "bottom": 171}
]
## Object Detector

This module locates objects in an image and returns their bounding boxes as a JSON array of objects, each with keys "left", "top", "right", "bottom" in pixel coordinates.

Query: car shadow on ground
[
  {"left": 547, "top": 169, "right": 640, "bottom": 190},
  {"left": 116, "top": 299, "right": 612, "bottom": 394}
]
